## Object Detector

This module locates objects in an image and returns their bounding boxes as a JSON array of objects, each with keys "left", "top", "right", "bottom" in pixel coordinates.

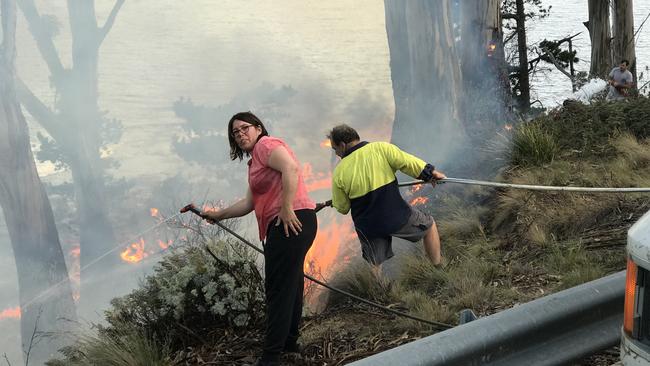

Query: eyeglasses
[{"left": 231, "top": 124, "right": 254, "bottom": 137}]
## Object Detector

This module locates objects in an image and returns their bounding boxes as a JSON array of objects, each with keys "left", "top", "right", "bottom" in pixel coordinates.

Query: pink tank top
[{"left": 248, "top": 136, "right": 315, "bottom": 240}]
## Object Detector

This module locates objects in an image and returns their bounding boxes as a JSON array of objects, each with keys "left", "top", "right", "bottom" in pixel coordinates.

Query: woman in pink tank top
[{"left": 202, "top": 112, "right": 317, "bottom": 366}]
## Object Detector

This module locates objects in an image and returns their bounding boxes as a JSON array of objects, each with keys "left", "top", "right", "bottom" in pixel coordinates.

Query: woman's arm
[
  {"left": 203, "top": 188, "right": 254, "bottom": 221},
  {"left": 267, "top": 146, "right": 303, "bottom": 237}
]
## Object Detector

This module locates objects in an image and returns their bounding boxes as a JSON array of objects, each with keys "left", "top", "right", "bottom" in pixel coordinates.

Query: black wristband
[{"left": 417, "top": 163, "right": 436, "bottom": 181}]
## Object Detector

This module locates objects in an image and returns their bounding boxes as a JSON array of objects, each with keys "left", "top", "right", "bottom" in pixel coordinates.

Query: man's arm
[
  {"left": 331, "top": 176, "right": 351, "bottom": 214},
  {"left": 381, "top": 143, "right": 446, "bottom": 183},
  {"left": 381, "top": 142, "right": 428, "bottom": 178},
  {"left": 608, "top": 68, "right": 617, "bottom": 86}
]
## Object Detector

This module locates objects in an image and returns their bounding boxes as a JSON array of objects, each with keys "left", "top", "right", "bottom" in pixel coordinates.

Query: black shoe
[{"left": 283, "top": 342, "right": 301, "bottom": 353}]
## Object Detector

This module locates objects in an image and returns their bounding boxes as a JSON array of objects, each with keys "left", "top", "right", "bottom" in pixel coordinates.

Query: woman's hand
[
  {"left": 201, "top": 210, "right": 222, "bottom": 224},
  {"left": 276, "top": 205, "right": 302, "bottom": 237}
]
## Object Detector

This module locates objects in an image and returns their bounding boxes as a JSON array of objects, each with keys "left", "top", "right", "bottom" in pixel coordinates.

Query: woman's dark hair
[
  {"left": 327, "top": 124, "right": 360, "bottom": 146},
  {"left": 228, "top": 111, "right": 269, "bottom": 161}
]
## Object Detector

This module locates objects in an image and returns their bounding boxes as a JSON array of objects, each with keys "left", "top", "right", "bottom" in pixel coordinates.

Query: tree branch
[
  {"left": 631, "top": 10, "right": 650, "bottom": 47},
  {"left": 540, "top": 47, "right": 576, "bottom": 92},
  {"left": 16, "top": 0, "right": 65, "bottom": 76},
  {"left": 98, "top": 0, "right": 124, "bottom": 45},
  {"left": 504, "top": 29, "right": 518, "bottom": 44},
  {"left": 23, "top": 307, "right": 42, "bottom": 366},
  {"left": 16, "top": 78, "right": 62, "bottom": 140},
  {"left": 2, "top": 352, "right": 11, "bottom": 366}
]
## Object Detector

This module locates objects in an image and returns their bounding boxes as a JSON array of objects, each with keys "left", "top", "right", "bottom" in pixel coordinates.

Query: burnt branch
[
  {"left": 15, "top": 78, "right": 61, "bottom": 139},
  {"left": 16, "top": 0, "right": 65, "bottom": 76}
]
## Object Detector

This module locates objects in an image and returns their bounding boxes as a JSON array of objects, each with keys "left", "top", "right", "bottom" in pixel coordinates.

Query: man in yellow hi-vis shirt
[{"left": 325, "top": 124, "right": 445, "bottom": 266}]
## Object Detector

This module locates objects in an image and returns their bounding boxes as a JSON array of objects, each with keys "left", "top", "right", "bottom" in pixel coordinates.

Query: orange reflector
[{"left": 624, "top": 258, "right": 638, "bottom": 335}]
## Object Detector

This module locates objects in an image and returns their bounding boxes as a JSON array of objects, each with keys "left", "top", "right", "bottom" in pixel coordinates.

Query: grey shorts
[{"left": 357, "top": 207, "right": 434, "bottom": 265}]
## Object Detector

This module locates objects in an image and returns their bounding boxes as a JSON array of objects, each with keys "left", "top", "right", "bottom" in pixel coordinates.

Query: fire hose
[
  {"left": 179, "top": 177, "right": 650, "bottom": 329},
  {"left": 399, "top": 177, "right": 650, "bottom": 192},
  {"left": 179, "top": 203, "right": 454, "bottom": 330},
  {"left": 20, "top": 177, "right": 650, "bottom": 326}
]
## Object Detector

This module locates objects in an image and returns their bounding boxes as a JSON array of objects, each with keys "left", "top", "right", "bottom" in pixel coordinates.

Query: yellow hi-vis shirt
[{"left": 331, "top": 141, "right": 430, "bottom": 238}]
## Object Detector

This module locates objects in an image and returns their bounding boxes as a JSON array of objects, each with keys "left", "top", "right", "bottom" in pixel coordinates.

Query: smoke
[
  {"left": 2, "top": 2, "right": 396, "bottom": 363},
  {"left": 0, "top": 0, "right": 520, "bottom": 361},
  {"left": 571, "top": 78, "right": 608, "bottom": 103}
]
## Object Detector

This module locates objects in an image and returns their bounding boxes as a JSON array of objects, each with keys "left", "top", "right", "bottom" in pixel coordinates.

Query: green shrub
[
  {"left": 327, "top": 260, "right": 394, "bottom": 306},
  {"left": 101, "top": 240, "right": 264, "bottom": 352},
  {"left": 46, "top": 330, "right": 172, "bottom": 366},
  {"left": 510, "top": 123, "right": 558, "bottom": 167}
]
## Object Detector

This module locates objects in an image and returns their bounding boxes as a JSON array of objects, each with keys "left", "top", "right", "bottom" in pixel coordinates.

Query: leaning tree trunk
[
  {"left": 16, "top": 0, "right": 124, "bottom": 312},
  {"left": 384, "top": 0, "right": 464, "bottom": 162},
  {"left": 0, "top": 1, "right": 76, "bottom": 364},
  {"left": 585, "top": 0, "right": 612, "bottom": 78},
  {"left": 460, "top": 0, "right": 510, "bottom": 129},
  {"left": 612, "top": 0, "right": 637, "bottom": 81},
  {"left": 515, "top": 0, "right": 530, "bottom": 111}
]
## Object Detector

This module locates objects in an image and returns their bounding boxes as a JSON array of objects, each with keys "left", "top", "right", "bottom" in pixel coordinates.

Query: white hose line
[{"left": 400, "top": 177, "right": 650, "bottom": 193}]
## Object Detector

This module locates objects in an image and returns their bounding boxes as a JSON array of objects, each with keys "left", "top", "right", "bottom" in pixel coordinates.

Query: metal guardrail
[{"left": 349, "top": 271, "right": 625, "bottom": 366}]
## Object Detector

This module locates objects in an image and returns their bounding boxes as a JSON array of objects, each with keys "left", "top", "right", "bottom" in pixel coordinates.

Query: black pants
[{"left": 262, "top": 209, "right": 317, "bottom": 362}]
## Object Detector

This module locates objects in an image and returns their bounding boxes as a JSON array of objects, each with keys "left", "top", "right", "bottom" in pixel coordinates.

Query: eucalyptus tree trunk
[
  {"left": 611, "top": 0, "right": 637, "bottom": 81},
  {"left": 585, "top": 0, "right": 612, "bottom": 77},
  {"left": 460, "top": 0, "right": 510, "bottom": 128},
  {"left": 0, "top": 0, "right": 76, "bottom": 363},
  {"left": 16, "top": 0, "right": 125, "bottom": 307},
  {"left": 384, "top": 0, "right": 463, "bottom": 161}
]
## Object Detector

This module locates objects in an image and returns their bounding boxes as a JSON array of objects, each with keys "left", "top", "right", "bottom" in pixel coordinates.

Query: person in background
[
  {"left": 607, "top": 59, "right": 634, "bottom": 101},
  {"left": 202, "top": 112, "right": 317, "bottom": 366},
  {"left": 324, "top": 124, "right": 445, "bottom": 269}
]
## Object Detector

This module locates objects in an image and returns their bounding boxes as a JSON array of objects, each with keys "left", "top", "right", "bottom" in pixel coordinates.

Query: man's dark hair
[
  {"left": 621, "top": 59, "right": 630, "bottom": 66},
  {"left": 327, "top": 124, "right": 360, "bottom": 146},
  {"left": 227, "top": 111, "right": 269, "bottom": 161}
]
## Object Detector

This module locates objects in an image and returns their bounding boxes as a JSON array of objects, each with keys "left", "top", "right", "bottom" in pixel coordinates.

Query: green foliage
[
  {"left": 536, "top": 97, "right": 650, "bottom": 158},
  {"left": 46, "top": 330, "right": 172, "bottom": 366},
  {"left": 399, "top": 255, "right": 449, "bottom": 295},
  {"left": 48, "top": 238, "right": 265, "bottom": 364},
  {"left": 510, "top": 122, "right": 558, "bottom": 167},
  {"left": 103, "top": 241, "right": 264, "bottom": 348},
  {"left": 539, "top": 39, "right": 578, "bottom": 68}
]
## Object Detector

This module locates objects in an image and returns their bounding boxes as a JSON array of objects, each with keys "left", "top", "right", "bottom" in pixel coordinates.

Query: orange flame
[
  {"left": 158, "top": 239, "right": 172, "bottom": 250},
  {"left": 304, "top": 215, "right": 357, "bottom": 280},
  {"left": 411, "top": 184, "right": 422, "bottom": 193},
  {"left": 120, "top": 238, "right": 146, "bottom": 263},
  {"left": 150, "top": 208, "right": 159, "bottom": 217},
  {"left": 320, "top": 139, "right": 332, "bottom": 148},
  {"left": 69, "top": 246, "right": 80, "bottom": 258},
  {"left": 0, "top": 307, "right": 21, "bottom": 320},
  {"left": 410, "top": 196, "right": 429, "bottom": 206},
  {"left": 504, "top": 124, "right": 513, "bottom": 131},
  {"left": 303, "top": 163, "right": 332, "bottom": 192}
]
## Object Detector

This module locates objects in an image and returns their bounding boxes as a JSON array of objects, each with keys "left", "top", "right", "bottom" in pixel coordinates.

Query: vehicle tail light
[{"left": 624, "top": 257, "right": 638, "bottom": 335}]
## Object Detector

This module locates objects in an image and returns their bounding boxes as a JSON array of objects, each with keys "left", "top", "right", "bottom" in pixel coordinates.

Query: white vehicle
[{"left": 622, "top": 210, "right": 650, "bottom": 365}]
